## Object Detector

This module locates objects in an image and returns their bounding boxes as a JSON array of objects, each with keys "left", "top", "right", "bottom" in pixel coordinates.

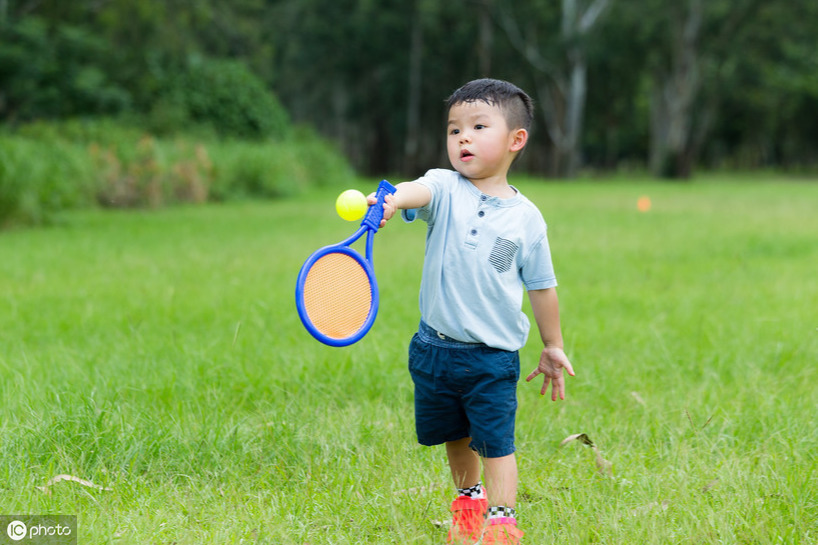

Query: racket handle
[{"left": 361, "top": 180, "right": 397, "bottom": 231}]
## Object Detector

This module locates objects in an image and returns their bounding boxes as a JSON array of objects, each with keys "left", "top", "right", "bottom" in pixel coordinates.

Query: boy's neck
[{"left": 467, "top": 175, "right": 517, "bottom": 199}]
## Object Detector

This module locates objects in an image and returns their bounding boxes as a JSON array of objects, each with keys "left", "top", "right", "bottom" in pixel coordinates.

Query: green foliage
[
  {"left": 208, "top": 127, "right": 354, "bottom": 201},
  {"left": 4, "top": 2, "right": 818, "bottom": 174},
  {"left": 12, "top": 120, "right": 211, "bottom": 210},
  {"left": 154, "top": 58, "right": 291, "bottom": 140},
  {"left": 0, "top": 17, "right": 131, "bottom": 122},
  {"left": 0, "top": 134, "right": 96, "bottom": 227},
  {"left": 0, "top": 15, "right": 289, "bottom": 141},
  {"left": 89, "top": 136, "right": 213, "bottom": 208},
  {"left": 0, "top": 120, "right": 353, "bottom": 227}
]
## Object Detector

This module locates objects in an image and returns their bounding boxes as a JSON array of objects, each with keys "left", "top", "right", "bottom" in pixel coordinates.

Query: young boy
[{"left": 373, "top": 78, "right": 574, "bottom": 545}]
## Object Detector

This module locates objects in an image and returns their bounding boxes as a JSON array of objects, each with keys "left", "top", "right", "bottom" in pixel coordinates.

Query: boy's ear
[{"left": 509, "top": 128, "right": 528, "bottom": 153}]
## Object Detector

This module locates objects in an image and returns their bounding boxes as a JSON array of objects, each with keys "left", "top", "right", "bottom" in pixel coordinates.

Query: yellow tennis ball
[{"left": 335, "top": 189, "right": 368, "bottom": 221}]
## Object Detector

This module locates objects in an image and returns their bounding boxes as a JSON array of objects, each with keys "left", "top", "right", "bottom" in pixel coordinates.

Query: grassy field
[{"left": 1, "top": 175, "right": 817, "bottom": 544}]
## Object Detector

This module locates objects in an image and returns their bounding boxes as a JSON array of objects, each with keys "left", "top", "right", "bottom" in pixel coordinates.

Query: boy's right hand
[
  {"left": 367, "top": 181, "right": 430, "bottom": 228},
  {"left": 367, "top": 193, "right": 397, "bottom": 228}
]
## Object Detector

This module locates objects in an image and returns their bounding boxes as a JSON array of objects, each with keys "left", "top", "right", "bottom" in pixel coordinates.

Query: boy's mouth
[{"left": 460, "top": 149, "right": 474, "bottom": 161}]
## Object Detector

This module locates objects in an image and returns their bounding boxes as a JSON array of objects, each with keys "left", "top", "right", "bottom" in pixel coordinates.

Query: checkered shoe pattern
[{"left": 486, "top": 506, "right": 516, "bottom": 519}]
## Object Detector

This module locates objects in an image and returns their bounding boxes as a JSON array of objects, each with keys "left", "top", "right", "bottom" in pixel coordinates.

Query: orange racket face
[{"left": 301, "top": 251, "right": 374, "bottom": 341}]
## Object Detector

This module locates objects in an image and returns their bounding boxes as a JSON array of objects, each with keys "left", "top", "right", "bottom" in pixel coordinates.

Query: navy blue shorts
[{"left": 408, "top": 322, "right": 520, "bottom": 458}]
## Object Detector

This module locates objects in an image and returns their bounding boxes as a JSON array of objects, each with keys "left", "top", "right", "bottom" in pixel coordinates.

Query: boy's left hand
[{"left": 526, "top": 347, "right": 575, "bottom": 401}]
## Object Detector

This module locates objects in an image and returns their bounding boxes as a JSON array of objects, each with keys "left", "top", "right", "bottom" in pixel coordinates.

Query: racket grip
[{"left": 361, "top": 179, "right": 397, "bottom": 231}]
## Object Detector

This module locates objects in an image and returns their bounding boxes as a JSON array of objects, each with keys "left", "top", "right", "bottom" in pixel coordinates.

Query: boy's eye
[
  {"left": 450, "top": 128, "right": 460, "bottom": 135},
  {"left": 475, "top": 124, "right": 485, "bottom": 130}
]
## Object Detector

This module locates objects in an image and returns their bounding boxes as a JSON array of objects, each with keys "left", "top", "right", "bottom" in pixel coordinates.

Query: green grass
[{"left": 1, "top": 175, "right": 817, "bottom": 544}]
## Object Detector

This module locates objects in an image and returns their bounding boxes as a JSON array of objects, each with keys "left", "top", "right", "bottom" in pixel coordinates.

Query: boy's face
[{"left": 446, "top": 100, "right": 526, "bottom": 182}]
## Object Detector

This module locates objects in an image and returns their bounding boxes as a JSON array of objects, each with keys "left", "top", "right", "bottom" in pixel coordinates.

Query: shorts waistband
[{"left": 417, "top": 321, "right": 487, "bottom": 349}]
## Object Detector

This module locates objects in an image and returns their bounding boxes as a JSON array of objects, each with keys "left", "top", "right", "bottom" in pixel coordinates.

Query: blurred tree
[
  {"left": 0, "top": 17, "right": 131, "bottom": 123},
  {"left": 0, "top": 0, "right": 287, "bottom": 139},
  {"left": 404, "top": 0, "right": 425, "bottom": 175},
  {"left": 582, "top": 2, "right": 650, "bottom": 169},
  {"left": 169, "top": 57, "right": 290, "bottom": 139},
  {"left": 648, "top": 0, "right": 705, "bottom": 179},
  {"left": 270, "top": 0, "right": 476, "bottom": 175},
  {"left": 3, "top": 0, "right": 818, "bottom": 174},
  {"left": 496, "top": 0, "right": 611, "bottom": 178},
  {"left": 628, "top": 0, "right": 765, "bottom": 178},
  {"left": 704, "top": 1, "right": 818, "bottom": 169}
]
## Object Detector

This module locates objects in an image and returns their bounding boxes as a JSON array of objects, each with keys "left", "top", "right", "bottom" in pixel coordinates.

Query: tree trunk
[
  {"left": 562, "top": 45, "right": 587, "bottom": 177},
  {"left": 497, "top": 0, "right": 608, "bottom": 178},
  {"left": 403, "top": 6, "right": 423, "bottom": 176},
  {"left": 478, "top": 0, "right": 494, "bottom": 76},
  {"left": 649, "top": 0, "right": 703, "bottom": 179}
]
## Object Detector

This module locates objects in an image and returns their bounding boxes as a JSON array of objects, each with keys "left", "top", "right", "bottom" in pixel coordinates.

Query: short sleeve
[
  {"left": 399, "top": 169, "right": 453, "bottom": 225},
  {"left": 521, "top": 232, "right": 558, "bottom": 290},
  {"left": 401, "top": 208, "right": 419, "bottom": 222}
]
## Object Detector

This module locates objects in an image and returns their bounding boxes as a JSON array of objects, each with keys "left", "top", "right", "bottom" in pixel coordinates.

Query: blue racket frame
[{"left": 295, "top": 180, "right": 396, "bottom": 346}]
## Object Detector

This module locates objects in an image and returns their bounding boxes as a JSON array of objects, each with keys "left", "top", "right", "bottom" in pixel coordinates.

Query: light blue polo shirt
[{"left": 402, "top": 169, "right": 557, "bottom": 351}]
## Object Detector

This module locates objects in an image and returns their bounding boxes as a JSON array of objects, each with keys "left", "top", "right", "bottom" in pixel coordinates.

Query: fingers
[
  {"left": 553, "top": 375, "right": 565, "bottom": 401},
  {"left": 379, "top": 204, "right": 391, "bottom": 228},
  {"left": 384, "top": 195, "right": 397, "bottom": 220},
  {"left": 528, "top": 366, "right": 559, "bottom": 398},
  {"left": 525, "top": 368, "right": 539, "bottom": 383},
  {"left": 530, "top": 350, "right": 575, "bottom": 399},
  {"left": 369, "top": 194, "right": 396, "bottom": 228},
  {"left": 530, "top": 366, "right": 570, "bottom": 400},
  {"left": 538, "top": 374, "right": 564, "bottom": 401}
]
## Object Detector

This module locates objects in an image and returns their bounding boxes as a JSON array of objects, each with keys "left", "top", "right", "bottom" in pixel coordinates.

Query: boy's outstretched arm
[
  {"left": 367, "top": 181, "right": 431, "bottom": 227},
  {"left": 526, "top": 288, "right": 575, "bottom": 401}
]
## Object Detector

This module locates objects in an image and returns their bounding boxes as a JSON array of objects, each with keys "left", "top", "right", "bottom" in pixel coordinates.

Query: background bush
[
  {"left": 209, "top": 127, "right": 356, "bottom": 201},
  {"left": 161, "top": 58, "right": 291, "bottom": 140},
  {"left": 0, "top": 135, "right": 96, "bottom": 227},
  {"left": 1, "top": 18, "right": 289, "bottom": 142},
  {"left": 0, "top": 120, "right": 353, "bottom": 228}
]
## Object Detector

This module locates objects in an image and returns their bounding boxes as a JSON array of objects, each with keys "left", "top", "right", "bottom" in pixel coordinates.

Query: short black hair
[{"left": 446, "top": 78, "right": 534, "bottom": 132}]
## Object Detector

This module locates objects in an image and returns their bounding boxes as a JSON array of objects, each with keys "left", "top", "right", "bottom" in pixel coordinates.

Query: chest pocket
[{"left": 489, "top": 237, "right": 519, "bottom": 273}]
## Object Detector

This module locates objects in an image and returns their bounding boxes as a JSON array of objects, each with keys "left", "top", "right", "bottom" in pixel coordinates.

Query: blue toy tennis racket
[{"left": 295, "top": 180, "right": 397, "bottom": 346}]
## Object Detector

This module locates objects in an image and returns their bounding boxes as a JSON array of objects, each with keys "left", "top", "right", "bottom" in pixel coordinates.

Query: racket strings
[{"left": 303, "top": 252, "right": 373, "bottom": 339}]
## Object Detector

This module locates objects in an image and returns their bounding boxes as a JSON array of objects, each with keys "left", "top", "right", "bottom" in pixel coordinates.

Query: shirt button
[
  {"left": 478, "top": 211, "right": 485, "bottom": 217},
  {"left": 470, "top": 229, "right": 477, "bottom": 236},
  {"left": 481, "top": 195, "right": 487, "bottom": 201}
]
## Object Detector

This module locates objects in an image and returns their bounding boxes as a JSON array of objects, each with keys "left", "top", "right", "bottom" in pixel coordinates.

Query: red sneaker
[
  {"left": 481, "top": 518, "right": 524, "bottom": 545},
  {"left": 446, "top": 496, "right": 488, "bottom": 545}
]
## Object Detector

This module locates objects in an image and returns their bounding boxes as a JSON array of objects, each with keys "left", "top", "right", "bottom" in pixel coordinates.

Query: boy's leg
[
  {"left": 446, "top": 437, "right": 480, "bottom": 488},
  {"left": 446, "top": 438, "right": 487, "bottom": 544},
  {"left": 482, "top": 453, "right": 517, "bottom": 508},
  {"left": 481, "top": 454, "right": 524, "bottom": 544}
]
